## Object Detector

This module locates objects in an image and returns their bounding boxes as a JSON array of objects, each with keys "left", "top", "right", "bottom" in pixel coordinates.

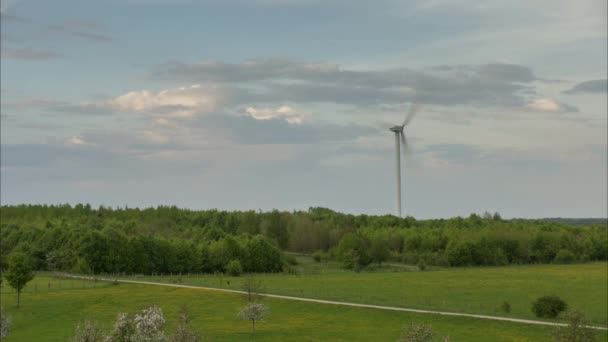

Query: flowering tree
[
  {"left": 105, "top": 312, "right": 135, "bottom": 342},
  {"left": 133, "top": 306, "right": 168, "bottom": 342},
  {"left": 70, "top": 320, "right": 104, "bottom": 342},
  {"left": 238, "top": 303, "right": 268, "bottom": 335}
]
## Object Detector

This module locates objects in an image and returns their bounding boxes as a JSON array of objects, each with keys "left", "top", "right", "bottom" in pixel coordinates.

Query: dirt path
[{"left": 69, "top": 275, "right": 607, "bottom": 331}]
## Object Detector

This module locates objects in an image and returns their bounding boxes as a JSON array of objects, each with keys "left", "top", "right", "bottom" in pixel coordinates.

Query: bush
[
  {"left": 532, "top": 296, "right": 567, "bottom": 318},
  {"left": 398, "top": 322, "right": 434, "bottom": 342},
  {"left": 171, "top": 306, "right": 202, "bottom": 342},
  {"left": 417, "top": 260, "right": 426, "bottom": 271},
  {"left": 70, "top": 320, "right": 104, "bottom": 342},
  {"left": 500, "top": 301, "right": 511, "bottom": 314},
  {"left": 312, "top": 251, "right": 323, "bottom": 263},
  {"left": 554, "top": 249, "right": 576, "bottom": 264},
  {"left": 284, "top": 254, "right": 298, "bottom": 266},
  {"left": 0, "top": 306, "right": 12, "bottom": 339},
  {"left": 226, "top": 260, "right": 243, "bottom": 276}
]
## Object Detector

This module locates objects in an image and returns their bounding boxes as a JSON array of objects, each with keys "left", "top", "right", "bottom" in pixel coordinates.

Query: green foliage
[
  {"left": 554, "top": 249, "right": 577, "bottom": 264},
  {"left": 72, "top": 257, "right": 92, "bottom": 275},
  {"left": 417, "top": 259, "right": 426, "bottom": 271},
  {"left": 369, "top": 236, "right": 390, "bottom": 265},
  {"left": 336, "top": 233, "right": 371, "bottom": 270},
  {"left": 4, "top": 252, "right": 34, "bottom": 307},
  {"left": 242, "top": 236, "right": 283, "bottom": 273},
  {"left": 226, "top": 260, "right": 243, "bottom": 277},
  {"left": 0, "top": 205, "right": 605, "bottom": 277},
  {"left": 552, "top": 311, "right": 596, "bottom": 342},
  {"left": 532, "top": 296, "right": 567, "bottom": 319},
  {"left": 283, "top": 254, "right": 298, "bottom": 266},
  {"left": 312, "top": 251, "right": 322, "bottom": 263}
]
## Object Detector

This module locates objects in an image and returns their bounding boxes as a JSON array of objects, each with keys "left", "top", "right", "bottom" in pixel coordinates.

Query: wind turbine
[{"left": 389, "top": 104, "right": 419, "bottom": 217}]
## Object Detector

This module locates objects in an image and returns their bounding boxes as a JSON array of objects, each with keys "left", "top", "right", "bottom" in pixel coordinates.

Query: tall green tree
[{"left": 4, "top": 252, "right": 34, "bottom": 307}]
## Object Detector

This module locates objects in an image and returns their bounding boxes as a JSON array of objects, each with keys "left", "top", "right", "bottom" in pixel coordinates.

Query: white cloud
[
  {"left": 245, "top": 105, "right": 305, "bottom": 124},
  {"left": 526, "top": 98, "right": 563, "bottom": 112},
  {"left": 107, "top": 84, "right": 221, "bottom": 117},
  {"left": 64, "top": 135, "right": 94, "bottom": 147}
]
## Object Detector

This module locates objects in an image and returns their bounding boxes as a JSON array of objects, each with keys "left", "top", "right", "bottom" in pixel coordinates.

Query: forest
[{"left": 0, "top": 204, "right": 606, "bottom": 274}]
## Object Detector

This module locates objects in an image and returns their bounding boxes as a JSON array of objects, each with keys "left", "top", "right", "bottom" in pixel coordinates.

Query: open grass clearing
[
  {"left": 4, "top": 276, "right": 604, "bottom": 342},
  {"left": 119, "top": 262, "right": 608, "bottom": 325}
]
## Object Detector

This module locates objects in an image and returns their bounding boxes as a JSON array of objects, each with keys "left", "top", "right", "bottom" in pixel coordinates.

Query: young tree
[
  {"left": 241, "top": 276, "right": 263, "bottom": 303},
  {"left": 552, "top": 311, "right": 596, "bottom": 342},
  {"left": 171, "top": 305, "right": 202, "bottom": 342},
  {"left": 4, "top": 252, "right": 34, "bottom": 308},
  {"left": 238, "top": 303, "right": 268, "bottom": 335}
]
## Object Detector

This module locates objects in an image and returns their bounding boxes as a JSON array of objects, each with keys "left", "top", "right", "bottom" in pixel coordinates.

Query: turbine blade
[
  {"left": 402, "top": 103, "right": 421, "bottom": 126},
  {"left": 400, "top": 132, "right": 409, "bottom": 156}
]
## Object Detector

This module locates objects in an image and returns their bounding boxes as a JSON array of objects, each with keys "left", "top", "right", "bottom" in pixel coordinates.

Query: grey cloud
[
  {"left": 1, "top": 99, "right": 115, "bottom": 116},
  {"left": 149, "top": 59, "right": 543, "bottom": 108},
  {"left": 424, "top": 144, "right": 483, "bottom": 164},
  {"left": 1, "top": 12, "right": 112, "bottom": 43},
  {"left": 1, "top": 47, "right": 59, "bottom": 60},
  {"left": 1, "top": 143, "right": 102, "bottom": 167},
  {"left": 47, "top": 20, "right": 112, "bottom": 42},
  {"left": 563, "top": 79, "right": 608, "bottom": 94},
  {"left": 1, "top": 142, "right": 204, "bottom": 183}
]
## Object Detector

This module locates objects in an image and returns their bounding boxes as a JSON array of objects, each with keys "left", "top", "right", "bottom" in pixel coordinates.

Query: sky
[{"left": 1, "top": 0, "right": 606, "bottom": 219}]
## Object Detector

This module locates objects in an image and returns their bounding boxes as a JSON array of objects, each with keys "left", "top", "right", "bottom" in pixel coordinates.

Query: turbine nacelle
[{"left": 389, "top": 125, "right": 404, "bottom": 133}]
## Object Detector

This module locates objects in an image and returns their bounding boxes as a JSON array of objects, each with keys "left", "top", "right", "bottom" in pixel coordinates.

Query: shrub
[
  {"left": 554, "top": 249, "right": 576, "bottom": 264},
  {"left": 0, "top": 306, "right": 12, "bottom": 339},
  {"left": 532, "top": 296, "right": 567, "bottom": 318},
  {"left": 70, "top": 320, "right": 104, "bottom": 342},
  {"left": 226, "top": 260, "right": 243, "bottom": 277},
  {"left": 398, "top": 322, "right": 434, "bottom": 342},
  {"left": 552, "top": 311, "right": 596, "bottom": 342},
  {"left": 106, "top": 312, "right": 135, "bottom": 342},
  {"left": 417, "top": 260, "right": 426, "bottom": 271},
  {"left": 500, "top": 301, "right": 511, "bottom": 314},
  {"left": 284, "top": 254, "right": 298, "bottom": 266},
  {"left": 133, "top": 306, "right": 167, "bottom": 341},
  {"left": 171, "top": 306, "right": 202, "bottom": 342},
  {"left": 312, "top": 251, "right": 323, "bottom": 263}
]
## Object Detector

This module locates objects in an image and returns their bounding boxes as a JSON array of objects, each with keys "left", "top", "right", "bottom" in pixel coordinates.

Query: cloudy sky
[{"left": 1, "top": 0, "right": 606, "bottom": 218}]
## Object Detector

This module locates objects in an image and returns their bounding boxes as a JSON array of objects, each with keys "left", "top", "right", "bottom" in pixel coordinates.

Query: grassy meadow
[
  {"left": 3, "top": 276, "right": 602, "bottom": 342},
  {"left": 125, "top": 260, "right": 608, "bottom": 325}
]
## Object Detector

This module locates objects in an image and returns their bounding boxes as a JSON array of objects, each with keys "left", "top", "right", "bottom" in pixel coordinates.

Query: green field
[
  {"left": 4, "top": 276, "right": 603, "bottom": 342},
  {"left": 2, "top": 263, "right": 606, "bottom": 341},
  {"left": 124, "top": 261, "right": 608, "bottom": 325}
]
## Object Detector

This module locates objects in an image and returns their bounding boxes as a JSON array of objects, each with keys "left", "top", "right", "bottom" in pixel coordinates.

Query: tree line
[{"left": 1, "top": 204, "right": 606, "bottom": 274}]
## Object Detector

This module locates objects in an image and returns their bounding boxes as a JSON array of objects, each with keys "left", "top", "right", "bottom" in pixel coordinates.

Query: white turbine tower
[{"left": 389, "top": 104, "right": 419, "bottom": 217}]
